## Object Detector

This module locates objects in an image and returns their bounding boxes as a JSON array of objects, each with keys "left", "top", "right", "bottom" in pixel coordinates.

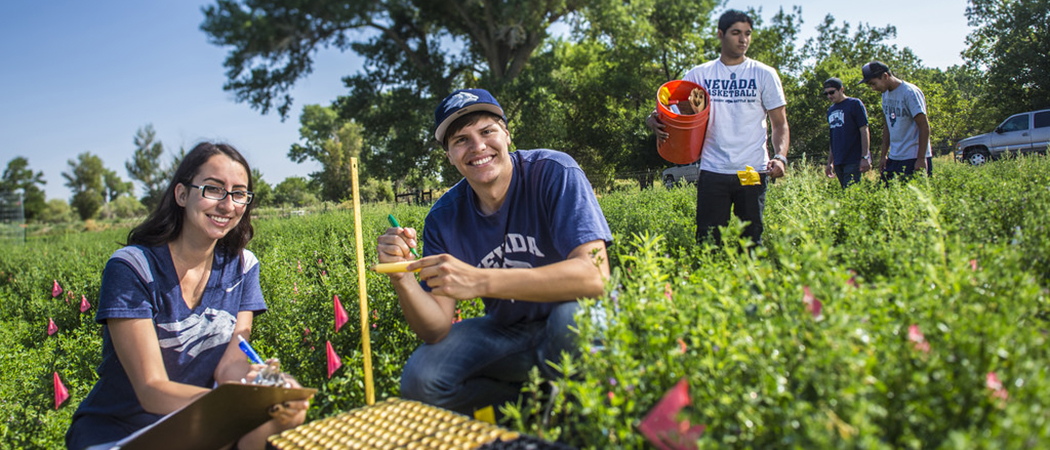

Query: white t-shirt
[
  {"left": 881, "top": 80, "right": 931, "bottom": 160},
  {"left": 683, "top": 58, "right": 787, "bottom": 174}
]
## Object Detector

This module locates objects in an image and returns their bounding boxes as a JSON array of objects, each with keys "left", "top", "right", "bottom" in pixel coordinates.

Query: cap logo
[{"left": 444, "top": 92, "right": 479, "bottom": 113}]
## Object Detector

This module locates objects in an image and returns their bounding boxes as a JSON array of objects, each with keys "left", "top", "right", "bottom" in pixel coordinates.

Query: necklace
[{"left": 722, "top": 58, "right": 747, "bottom": 80}]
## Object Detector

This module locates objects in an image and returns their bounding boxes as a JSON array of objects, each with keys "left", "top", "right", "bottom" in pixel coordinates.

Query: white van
[{"left": 957, "top": 108, "right": 1050, "bottom": 165}]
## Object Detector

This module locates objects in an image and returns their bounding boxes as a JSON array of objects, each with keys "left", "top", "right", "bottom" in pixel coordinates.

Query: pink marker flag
[
  {"left": 638, "top": 378, "right": 705, "bottom": 450},
  {"left": 54, "top": 372, "right": 70, "bottom": 409},
  {"left": 47, "top": 318, "right": 58, "bottom": 336},
  {"left": 326, "top": 341, "right": 342, "bottom": 379},
  {"left": 803, "top": 286, "right": 823, "bottom": 318},
  {"left": 908, "top": 324, "right": 930, "bottom": 353},
  {"left": 333, "top": 295, "right": 349, "bottom": 332},
  {"left": 80, "top": 295, "right": 91, "bottom": 313},
  {"left": 986, "top": 372, "right": 1008, "bottom": 401},
  {"left": 52, "top": 280, "right": 63, "bottom": 298}
]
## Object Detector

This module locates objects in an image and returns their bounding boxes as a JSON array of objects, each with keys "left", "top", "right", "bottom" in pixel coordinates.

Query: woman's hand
[{"left": 267, "top": 375, "right": 310, "bottom": 427}]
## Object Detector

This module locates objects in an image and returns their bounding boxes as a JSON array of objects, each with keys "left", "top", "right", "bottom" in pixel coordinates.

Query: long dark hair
[{"left": 126, "top": 142, "right": 255, "bottom": 255}]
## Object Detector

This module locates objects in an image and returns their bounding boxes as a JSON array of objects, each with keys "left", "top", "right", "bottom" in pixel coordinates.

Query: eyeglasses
[
  {"left": 824, "top": 90, "right": 837, "bottom": 97},
  {"left": 187, "top": 184, "right": 254, "bottom": 205}
]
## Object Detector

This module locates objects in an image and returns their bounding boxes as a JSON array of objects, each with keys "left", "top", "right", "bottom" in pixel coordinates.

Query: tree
[
  {"left": 103, "top": 169, "right": 133, "bottom": 202},
  {"left": 62, "top": 152, "right": 106, "bottom": 220},
  {"left": 201, "top": 0, "right": 584, "bottom": 187},
  {"left": 38, "top": 199, "right": 74, "bottom": 224},
  {"left": 201, "top": 0, "right": 581, "bottom": 118},
  {"left": 273, "top": 176, "right": 319, "bottom": 207},
  {"left": 359, "top": 178, "right": 394, "bottom": 203},
  {"left": 100, "top": 196, "right": 147, "bottom": 220},
  {"left": 964, "top": 0, "right": 1050, "bottom": 115},
  {"left": 126, "top": 124, "right": 167, "bottom": 209},
  {"left": 499, "top": 0, "right": 719, "bottom": 189},
  {"left": 288, "top": 105, "right": 365, "bottom": 201},
  {"left": 1, "top": 157, "right": 47, "bottom": 221},
  {"left": 250, "top": 168, "right": 273, "bottom": 207}
]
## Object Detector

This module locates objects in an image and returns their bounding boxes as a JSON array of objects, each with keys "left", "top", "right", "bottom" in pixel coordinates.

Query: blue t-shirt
[
  {"left": 827, "top": 97, "right": 869, "bottom": 165},
  {"left": 66, "top": 245, "right": 267, "bottom": 450},
  {"left": 422, "top": 149, "right": 613, "bottom": 325}
]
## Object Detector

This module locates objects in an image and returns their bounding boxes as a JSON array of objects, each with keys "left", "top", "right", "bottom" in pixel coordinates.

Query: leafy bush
[{"left": 99, "top": 196, "right": 147, "bottom": 220}]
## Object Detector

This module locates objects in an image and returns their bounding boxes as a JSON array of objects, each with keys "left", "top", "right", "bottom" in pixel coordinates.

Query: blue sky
[{"left": 0, "top": 0, "right": 969, "bottom": 201}]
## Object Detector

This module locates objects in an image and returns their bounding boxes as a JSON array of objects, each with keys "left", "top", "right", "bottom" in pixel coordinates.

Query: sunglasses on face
[{"left": 824, "top": 90, "right": 837, "bottom": 97}]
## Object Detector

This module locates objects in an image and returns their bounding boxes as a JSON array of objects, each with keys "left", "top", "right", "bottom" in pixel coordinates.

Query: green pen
[{"left": 387, "top": 214, "right": 420, "bottom": 257}]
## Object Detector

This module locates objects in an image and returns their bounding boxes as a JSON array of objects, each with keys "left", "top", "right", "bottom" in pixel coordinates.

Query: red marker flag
[
  {"left": 52, "top": 280, "right": 63, "bottom": 298},
  {"left": 334, "top": 295, "right": 349, "bottom": 332},
  {"left": 326, "top": 341, "right": 342, "bottom": 379},
  {"left": 638, "top": 378, "right": 705, "bottom": 450},
  {"left": 54, "top": 372, "right": 70, "bottom": 409},
  {"left": 47, "top": 318, "right": 58, "bottom": 336},
  {"left": 80, "top": 295, "right": 91, "bottom": 313}
]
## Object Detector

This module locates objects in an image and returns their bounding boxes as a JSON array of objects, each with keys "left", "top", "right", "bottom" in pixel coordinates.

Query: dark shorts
[
  {"left": 882, "top": 157, "right": 933, "bottom": 183},
  {"left": 696, "top": 170, "right": 767, "bottom": 245}
]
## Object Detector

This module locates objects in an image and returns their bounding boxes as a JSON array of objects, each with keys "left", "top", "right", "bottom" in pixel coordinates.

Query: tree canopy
[
  {"left": 964, "top": 0, "right": 1050, "bottom": 116},
  {"left": 288, "top": 104, "right": 365, "bottom": 202},
  {"left": 198, "top": 0, "right": 1045, "bottom": 192},
  {"left": 1, "top": 157, "right": 47, "bottom": 221},
  {"left": 126, "top": 124, "right": 167, "bottom": 209},
  {"left": 62, "top": 152, "right": 107, "bottom": 220}
]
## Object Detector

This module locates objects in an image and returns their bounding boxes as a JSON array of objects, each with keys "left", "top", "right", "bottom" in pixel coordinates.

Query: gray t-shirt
[{"left": 881, "top": 81, "right": 931, "bottom": 160}]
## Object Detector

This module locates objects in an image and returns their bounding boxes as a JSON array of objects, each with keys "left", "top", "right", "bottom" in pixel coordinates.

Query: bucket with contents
[{"left": 655, "top": 80, "right": 710, "bottom": 165}]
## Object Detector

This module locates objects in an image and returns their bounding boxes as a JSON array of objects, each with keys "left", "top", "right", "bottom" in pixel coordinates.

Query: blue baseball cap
[
  {"left": 859, "top": 61, "right": 890, "bottom": 84},
  {"left": 434, "top": 89, "right": 506, "bottom": 143}
]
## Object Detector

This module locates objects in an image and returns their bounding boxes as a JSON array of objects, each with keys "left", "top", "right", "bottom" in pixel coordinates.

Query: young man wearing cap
[
  {"left": 860, "top": 61, "right": 932, "bottom": 181},
  {"left": 645, "top": 9, "right": 789, "bottom": 246},
  {"left": 376, "top": 89, "right": 612, "bottom": 415},
  {"left": 824, "top": 77, "right": 871, "bottom": 188}
]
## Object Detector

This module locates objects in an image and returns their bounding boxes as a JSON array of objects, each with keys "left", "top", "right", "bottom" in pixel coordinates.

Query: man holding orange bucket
[{"left": 646, "top": 9, "right": 790, "bottom": 246}]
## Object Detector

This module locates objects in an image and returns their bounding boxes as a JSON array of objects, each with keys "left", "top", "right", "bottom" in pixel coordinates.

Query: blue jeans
[
  {"left": 696, "top": 170, "right": 767, "bottom": 246},
  {"left": 834, "top": 162, "right": 862, "bottom": 188},
  {"left": 882, "top": 157, "right": 933, "bottom": 183},
  {"left": 400, "top": 301, "right": 580, "bottom": 414}
]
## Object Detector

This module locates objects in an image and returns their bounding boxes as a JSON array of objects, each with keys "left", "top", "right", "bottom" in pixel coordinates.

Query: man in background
[
  {"left": 860, "top": 61, "right": 932, "bottom": 181},
  {"left": 824, "top": 77, "right": 871, "bottom": 188},
  {"left": 646, "top": 9, "right": 790, "bottom": 246}
]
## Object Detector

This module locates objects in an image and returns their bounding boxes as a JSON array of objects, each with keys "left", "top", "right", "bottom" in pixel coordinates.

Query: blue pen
[
  {"left": 238, "top": 335, "right": 264, "bottom": 365},
  {"left": 387, "top": 214, "right": 420, "bottom": 257}
]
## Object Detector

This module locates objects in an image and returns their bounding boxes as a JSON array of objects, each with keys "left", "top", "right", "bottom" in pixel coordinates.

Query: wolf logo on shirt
[{"left": 828, "top": 110, "right": 845, "bottom": 129}]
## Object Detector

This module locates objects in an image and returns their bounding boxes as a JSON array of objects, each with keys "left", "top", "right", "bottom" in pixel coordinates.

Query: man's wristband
[{"left": 773, "top": 154, "right": 788, "bottom": 165}]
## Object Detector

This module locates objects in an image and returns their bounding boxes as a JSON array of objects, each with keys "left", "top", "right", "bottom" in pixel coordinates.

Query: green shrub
[{"left": 3, "top": 156, "right": 1050, "bottom": 448}]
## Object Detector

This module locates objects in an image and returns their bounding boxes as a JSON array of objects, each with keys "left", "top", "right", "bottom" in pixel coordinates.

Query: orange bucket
[{"left": 656, "top": 80, "right": 710, "bottom": 165}]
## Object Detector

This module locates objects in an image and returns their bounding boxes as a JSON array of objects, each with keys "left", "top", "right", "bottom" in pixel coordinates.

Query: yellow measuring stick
[{"left": 371, "top": 261, "right": 421, "bottom": 273}]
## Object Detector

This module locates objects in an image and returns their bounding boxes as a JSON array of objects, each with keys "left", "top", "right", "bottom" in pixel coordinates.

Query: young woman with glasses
[{"left": 66, "top": 142, "right": 309, "bottom": 450}]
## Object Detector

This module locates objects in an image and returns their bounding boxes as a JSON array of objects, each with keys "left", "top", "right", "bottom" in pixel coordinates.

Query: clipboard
[{"left": 115, "top": 383, "right": 316, "bottom": 450}]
